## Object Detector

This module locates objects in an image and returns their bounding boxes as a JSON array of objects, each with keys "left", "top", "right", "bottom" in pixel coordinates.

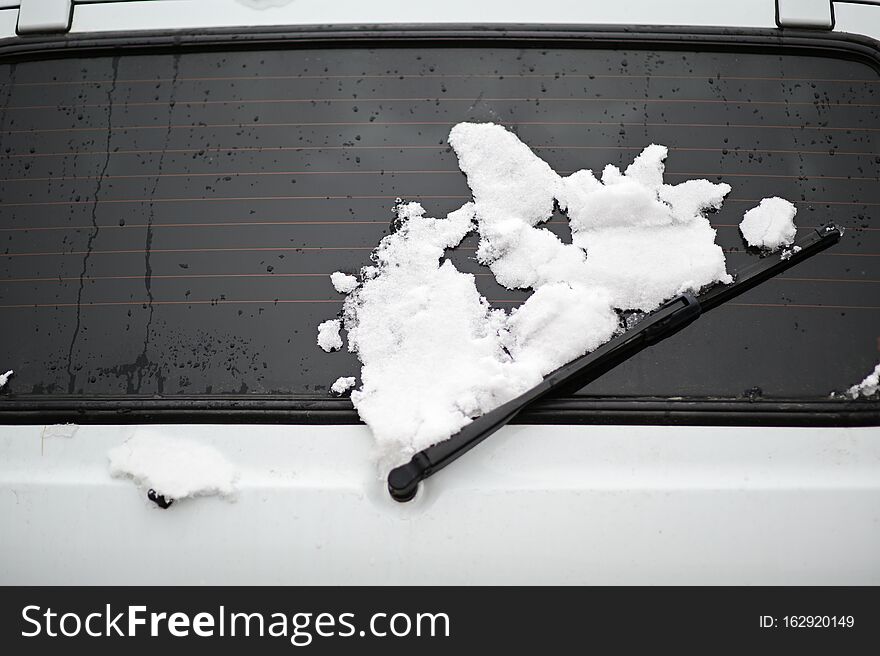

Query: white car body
[{"left": 1, "top": 0, "right": 879, "bottom": 585}]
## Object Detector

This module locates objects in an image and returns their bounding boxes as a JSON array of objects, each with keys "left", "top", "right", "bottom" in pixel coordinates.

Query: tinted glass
[{"left": 0, "top": 44, "right": 877, "bottom": 400}]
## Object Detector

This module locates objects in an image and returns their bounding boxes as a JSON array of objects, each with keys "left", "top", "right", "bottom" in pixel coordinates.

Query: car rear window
[{"left": 0, "top": 36, "right": 878, "bottom": 407}]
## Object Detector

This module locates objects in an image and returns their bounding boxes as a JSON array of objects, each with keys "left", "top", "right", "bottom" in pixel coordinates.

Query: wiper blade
[{"left": 388, "top": 223, "right": 843, "bottom": 502}]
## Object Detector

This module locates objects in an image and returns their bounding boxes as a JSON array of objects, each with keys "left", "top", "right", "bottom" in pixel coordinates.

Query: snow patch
[
  {"left": 320, "top": 122, "right": 798, "bottom": 467},
  {"left": 739, "top": 197, "right": 797, "bottom": 251},
  {"left": 847, "top": 362, "right": 880, "bottom": 399},
  {"left": 559, "top": 143, "right": 732, "bottom": 312},
  {"left": 0, "top": 370, "right": 12, "bottom": 389},
  {"left": 331, "top": 376, "right": 356, "bottom": 395},
  {"left": 341, "top": 201, "right": 522, "bottom": 464},
  {"left": 449, "top": 122, "right": 582, "bottom": 290},
  {"left": 42, "top": 424, "right": 78, "bottom": 439},
  {"left": 330, "top": 271, "right": 359, "bottom": 294},
  {"left": 317, "top": 319, "right": 343, "bottom": 352},
  {"left": 108, "top": 434, "right": 238, "bottom": 500},
  {"left": 502, "top": 282, "right": 619, "bottom": 373}
]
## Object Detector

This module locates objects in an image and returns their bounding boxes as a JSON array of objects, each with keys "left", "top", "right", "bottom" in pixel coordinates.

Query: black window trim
[{"left": 0, "top": 24, "right": 878, "bottom": 427}]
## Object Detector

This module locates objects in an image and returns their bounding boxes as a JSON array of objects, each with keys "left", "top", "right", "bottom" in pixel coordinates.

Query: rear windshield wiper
[{"left": 388, "top": 223, "right": 843, "bottom": 502}]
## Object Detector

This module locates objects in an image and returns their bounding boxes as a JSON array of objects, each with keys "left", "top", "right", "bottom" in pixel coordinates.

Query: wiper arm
[{"left": 388, "top": 223, "right": 843, "bottom": 502}]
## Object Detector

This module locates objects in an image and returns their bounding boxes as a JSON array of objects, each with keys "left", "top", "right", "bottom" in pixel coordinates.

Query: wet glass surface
[{"left": 0, "top": 45, "right": 877, "bottom": 399}]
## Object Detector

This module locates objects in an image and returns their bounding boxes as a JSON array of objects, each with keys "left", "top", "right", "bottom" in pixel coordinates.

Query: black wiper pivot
[{"left": 388, "top": 223, "right": 843, "bottom": 502}]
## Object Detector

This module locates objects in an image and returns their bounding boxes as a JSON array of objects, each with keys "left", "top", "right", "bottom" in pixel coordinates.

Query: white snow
[
  {"left": 502, "top": 283, "right": 619, "bottom": 373},
  {"left": 780, "top": 244, "right": 802, "bottom": 261},
  {"left": 320, "top": 122, "right": 798, "bottom": 468},
  {"left": 342, "top": 201, "right": 524, "bottom": 464},
  {"left": 108, "top": 434, "right": 238, "bottom": 500},
  {"left": 739, "top": 196, "right": 797, "bottom": 251},
  {"left": 330, "top": 271, "right": 359, "bottom": 294},
  {"left": 0, "top": 370, "right": 12, "bottom": 389},
  {"left": 331, "top": 376, "right": 357, "bottom": 394},
  {"left": 847, "top": 362, "right": 880, "bottom": 398},
  {"left": 559, "top": 144, "right": 732, "bottom": 311},
  {"left": 317, "top": 318, "right": 343, "bottom": 352},
  {"left": 42, "top": 423, "right": 78, "bottom": 439},
  {"left": 449, "top": 122, "right": 584, "bottom": 290},
  {"left": 446, "top": 125, "right": 731, "bottom": 310}
]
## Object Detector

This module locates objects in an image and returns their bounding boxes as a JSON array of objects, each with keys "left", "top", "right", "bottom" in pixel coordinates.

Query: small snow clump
[
  {"left": 330, "top": 271, "right": 359, "bottom": 293},
  {"left": 739, "top": 196, "right": 797, "bottom": 251},
  {"left": 317, "top": 319, "right": 343, "bottom": 352},
  {"left": 108, "top": 434, "right": 238, "bottom": 500},
  {"left": 847, "top": 362, "right": 880, "bottom": 399},
  {"left": 331, "top": 376, "right": 357, "bottom": 394}
]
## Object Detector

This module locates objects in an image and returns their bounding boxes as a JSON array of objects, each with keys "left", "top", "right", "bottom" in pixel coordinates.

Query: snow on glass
[
  {"left": 331, "top": 376, "right": 357, "bottom": 395},
  {"left": 316, "top": 319, "right": 343, "bottom": 352},
  {"left": 330, "top": 272, "right": 359, "bottom": 294},
  {"left": 319, "top": 122, "right": 800, "bottom": 468},
  {"left": 739, "top": 197, "right": 797, "bottom": 251},
  {"left": 848, "top": 362, "right": 880, "bottom": 399}
]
